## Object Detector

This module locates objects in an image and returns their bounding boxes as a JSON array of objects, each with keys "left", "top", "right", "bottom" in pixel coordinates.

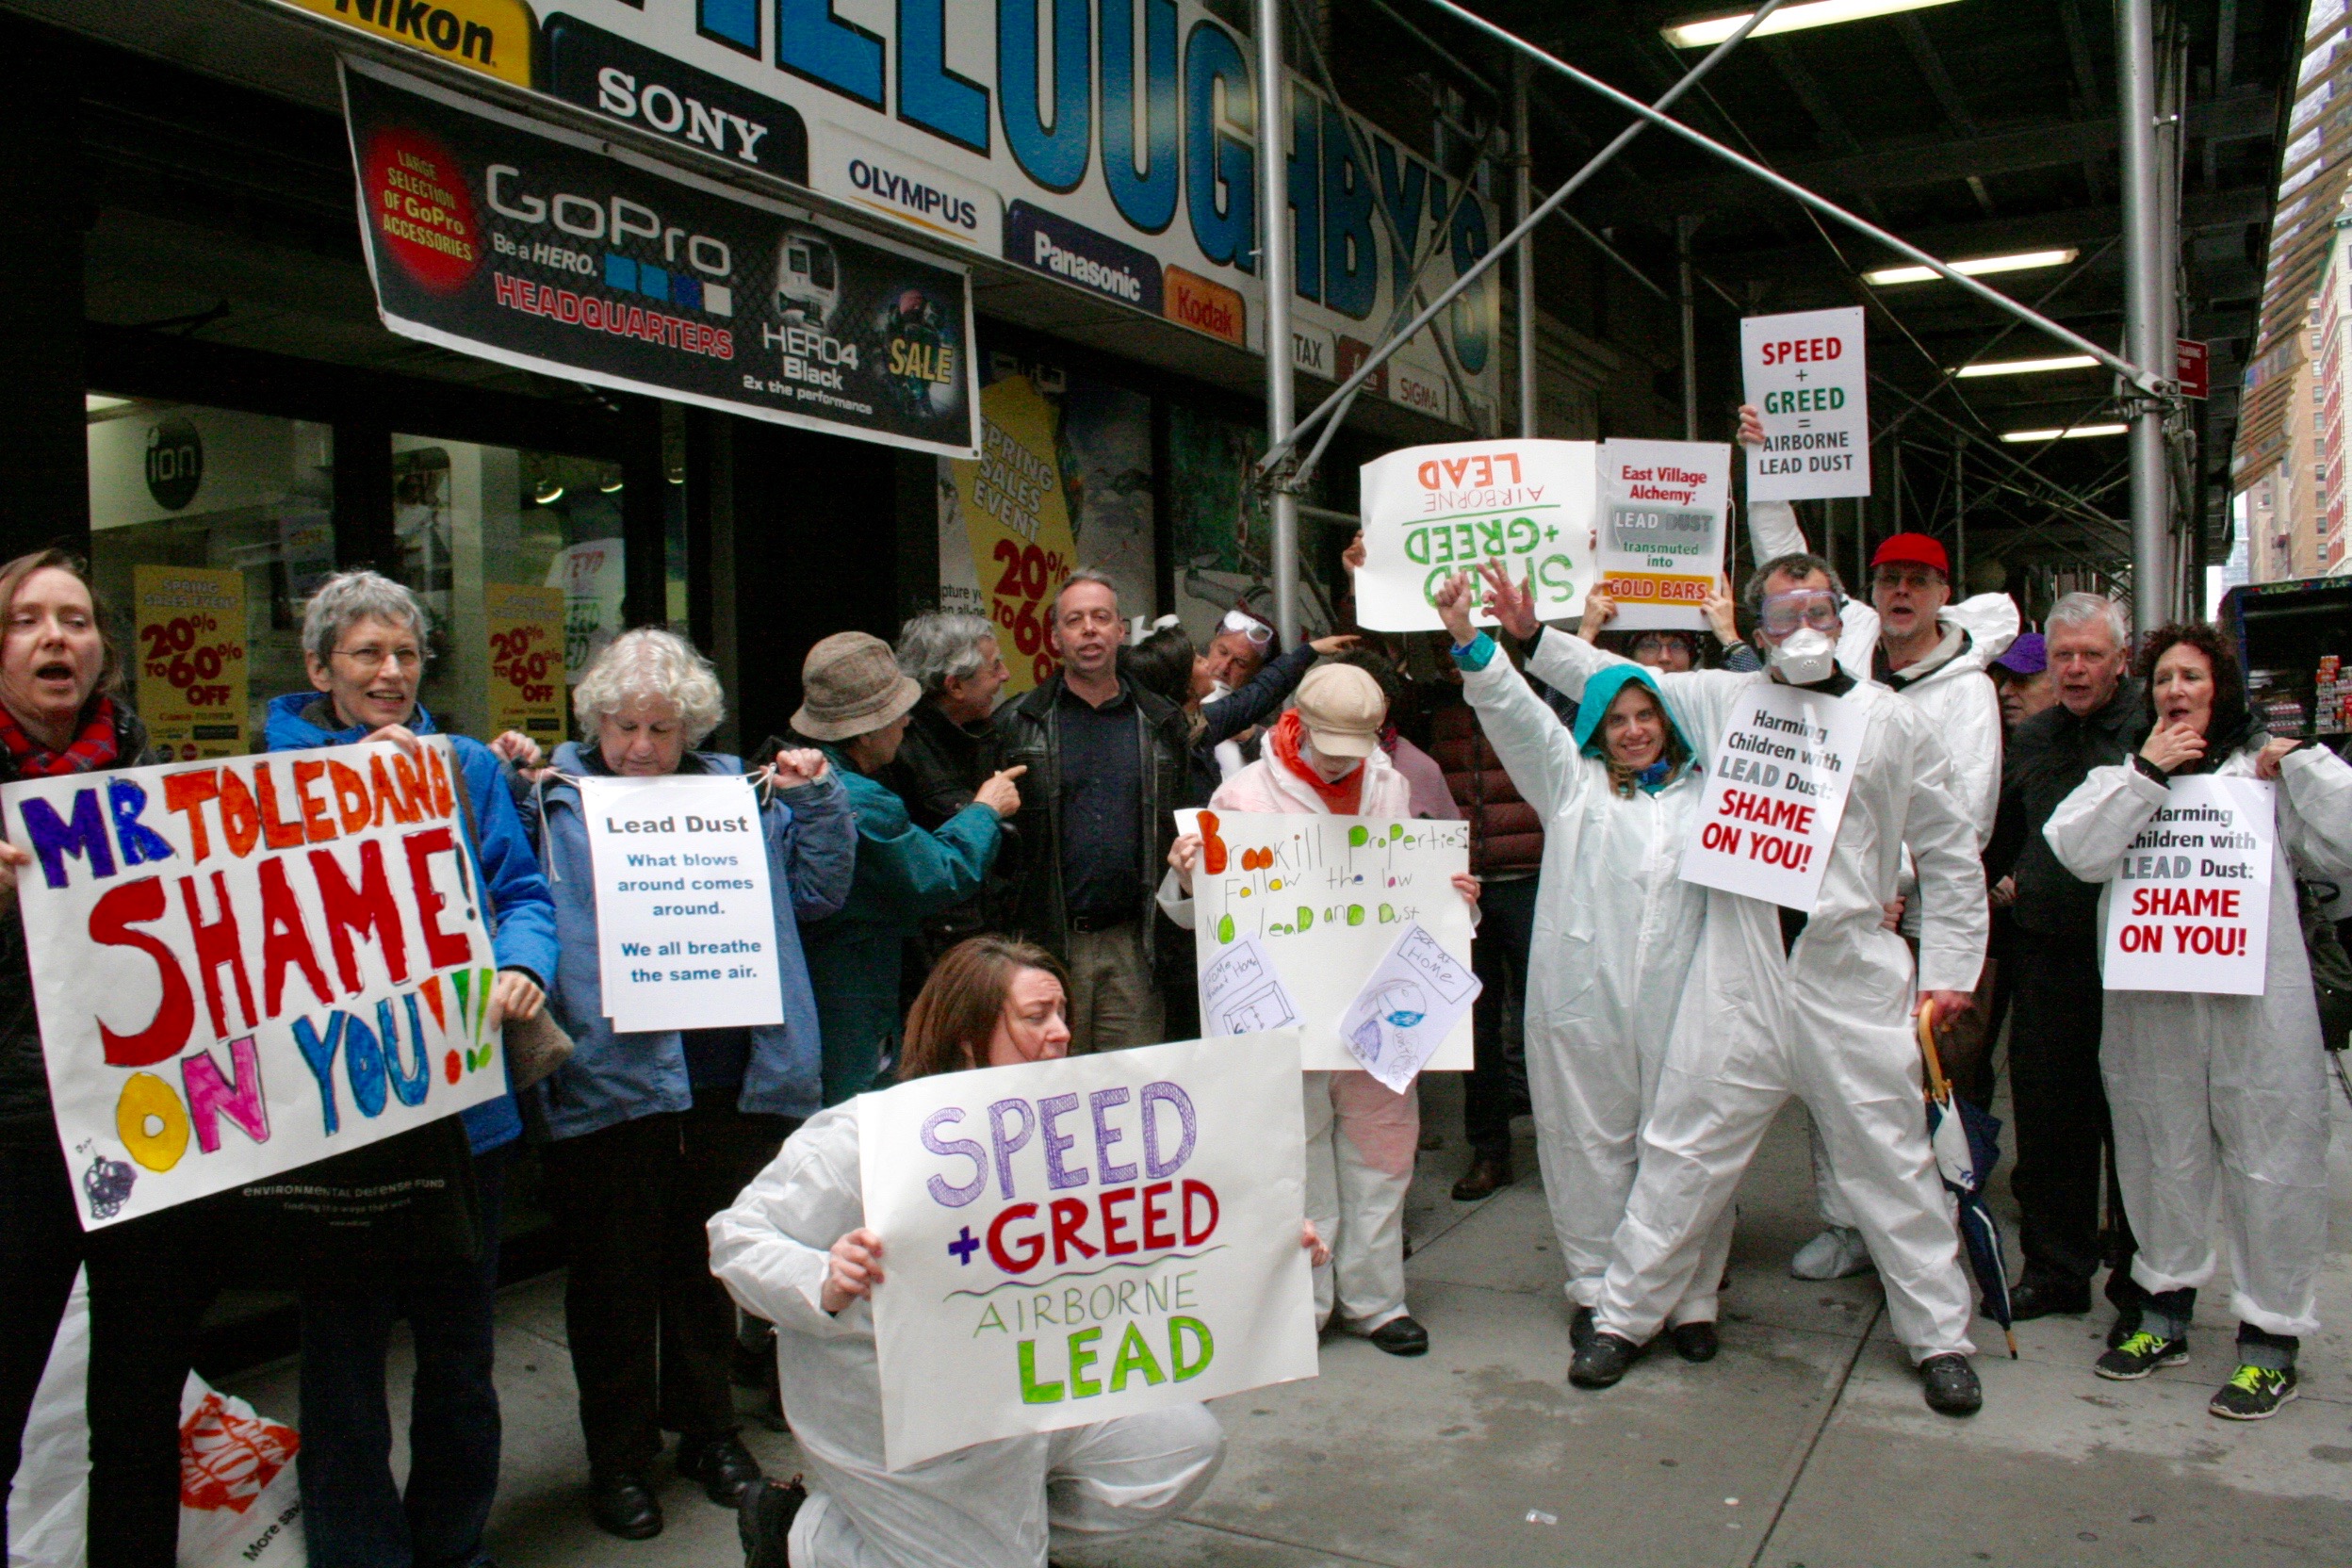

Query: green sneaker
[
  {"left": 2095, "top": 1331, "right": 2190, "bottom": 1380},
  {"left": 2209, "top": 1364, "right": 2298, "bottom": 1421}
]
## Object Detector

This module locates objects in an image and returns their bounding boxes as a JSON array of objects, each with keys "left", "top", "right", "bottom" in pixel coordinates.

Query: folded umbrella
[{"left": 1919, "top": 1001, "right": 2016, "bottom": 1359}]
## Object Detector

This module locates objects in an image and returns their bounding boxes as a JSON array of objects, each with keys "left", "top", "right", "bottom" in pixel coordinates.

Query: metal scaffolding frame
[{"left": 1250, "top": 0, "right": 2183, "bottom": 638}]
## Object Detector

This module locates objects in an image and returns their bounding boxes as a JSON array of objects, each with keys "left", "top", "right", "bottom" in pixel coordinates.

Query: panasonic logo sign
[
  {"left": 848, "top": 158, "right": 980, "bottom": 234},
  {"left": 1032, "top": 229, "right": 1143, "bottom": 302}
]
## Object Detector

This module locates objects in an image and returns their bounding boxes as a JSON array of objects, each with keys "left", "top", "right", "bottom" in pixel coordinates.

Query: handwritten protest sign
[
  {"left": 1678, "top": 683, "right": 1868, "bottom": 910},
  {"left": 1355, "top": 439, "right": 1596, "bottom": 632},
  {"left": 1596, "top": 439, "right": 1729, "bottom": 630},
  {"left": 485, "top": 583, "right": 565, "bottom": 741},
  {"left": 133, "top": 565, "right": 248, "bottom": 761},
  {"left": 859, "top": 1032, "right": 1317, "bottom": 1470},
  {"left": 1740, "top": 307, "right": 1870, "bottom": 502},
  {"left": 4, "top": 741, "right": 502, "bottom": 1228},
  {"left": 578, "top": 775, "right": 782, "bottom": 1032},
  {"left": 1198, "top": 935, "right": 1300, "bottom": 1036},
  {"left": 2101, "top": 776, "right": 2274, "bottom": 995},
  {"left": 1193, "top": 811, "right": 1474, "bottom": 1070},
  {"left": 1340, "top": 923, "right": 1481, "bottom": 1092}
]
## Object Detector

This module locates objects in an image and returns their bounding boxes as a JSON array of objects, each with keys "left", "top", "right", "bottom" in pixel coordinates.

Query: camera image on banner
[
  {"left": 3, "top": 740, "right": 503, "bottom": 1229},
  {"left": 858, "top": 1033, "right": 1317, "bottom": 1471}
]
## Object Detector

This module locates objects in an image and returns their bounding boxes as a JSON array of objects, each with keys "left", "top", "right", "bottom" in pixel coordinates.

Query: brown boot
[{"left": 1450, "top": 1151, "right": 1513, "bottom": 1200}]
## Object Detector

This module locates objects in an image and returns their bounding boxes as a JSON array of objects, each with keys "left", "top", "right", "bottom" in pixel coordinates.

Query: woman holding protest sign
[
  {"left": 0, "top": 548, "right": 201, "bottom": 1567},
  {"left": 713, "top": 935, "right": 1329, "bottom": 1568},
  {"left": 512, "top": 629, "right": 857, "bottom": 1538},
  {"left": 1161, "top": 662, "right": 1482, "bottom": 1359},
  {"left": 1429, "top": 570, "right": 1736, "bottom": 1361},
  {"left": 2044, "top": 624, "right": 2352, "bottom": 1419}
]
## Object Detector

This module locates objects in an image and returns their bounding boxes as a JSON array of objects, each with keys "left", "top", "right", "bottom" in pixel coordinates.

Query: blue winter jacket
[
  {"left": 521, "top": 742, "right": 856, "bottom": 1133},
  {"left": 264, "top": 694, "right": 562, "bottom": 1153}
]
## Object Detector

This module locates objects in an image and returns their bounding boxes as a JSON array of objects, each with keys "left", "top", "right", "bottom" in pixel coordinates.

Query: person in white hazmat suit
[
  {"left": 1429, "top": 572, "right": 1732, "bottom": 1362},
  {"left": 1161, "top": 663, "right": 1483, "bottom": 1359},
  {"left": 1469, "top": 556, "right": 1990, "bottom": 1415},
  {"left": 2043, "top": 623, "right": 2352, "bottom": 1421},
  {"left": 1737, "top": 405, "right": 2017, "bottom": 1284},
  {"left": 710, "top": 935, "right": 1331, "bottom": 1568}
]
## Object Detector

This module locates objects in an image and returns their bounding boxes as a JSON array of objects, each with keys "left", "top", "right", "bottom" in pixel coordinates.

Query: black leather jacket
[{"left": 1991, "top": 678, "right": 2146, "bottom": 939}]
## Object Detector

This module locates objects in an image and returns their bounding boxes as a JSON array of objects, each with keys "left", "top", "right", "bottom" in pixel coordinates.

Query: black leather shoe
[
  {"left": 1450, "top": 1152, "right": 1513, "bottom": 1201},
  {"left": 2009, "top": 1276, "right": 2092, "bottom": 1320},
  {"left": 590, "top": 1473, "right": 663, "bottom": 1540},
  {"left": 1570, "top": 1305, "right": 1595, "bottom": 1352},
  {"left": 1366, "top": 1315, "right": 1429, "bottom": 1356},
  {"left": 740, "top": 1475, "right": 806, "bottom": 1568},
  {"left": 1919, "top": 1353, "right": 1982, "bottom": 1416},
  {"left": 678, "top": 1432, "right": 763, "bottom": 1507},
  {"left": 1570, "top": 1331, "right": 1642, "bottom": 1389},
  {"left": 1668, "top": 1320, "right": 1719, "bottom": 1363}
]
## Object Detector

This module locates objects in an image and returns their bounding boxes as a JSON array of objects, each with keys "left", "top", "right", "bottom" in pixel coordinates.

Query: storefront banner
[
  {"left": 3, "top": 741, "right": 504, "bottom": 1229},
  {"left": 859, "top": 1032, "right": 1317, "bottom": 1471},
  {"left": 577, "top": 775, "right": 784, "bottom": 1032},
  {"left": 952, "top": 376, "right": 1081, "bottom": 696},
  {"left": 133, "top": 565, "right": 249, "bottom": 761},
  {"left": 1596, "top": 439, "right": 1729, "bottom": 631},
  {"left": 1677, "top": 683, "right": 1869, "bottom": 911},
  {"left": 1354, "top": 440, "right": 1597, "bottom": 633},
  {"left": 2100, "top": 776, "right": 2275, "bottom": 996},
  {"left": 1191, "top": 810, "right": 1474, "bottom": 1071},
  {"left": 1740, "top": 307, "right": 1870, "bottom": 502},
  {"left": 484, "top": 583, "right": 567, "bottom": 740},
  {"left": 339, "top": 57, "right": 980, "bottom": 458}
]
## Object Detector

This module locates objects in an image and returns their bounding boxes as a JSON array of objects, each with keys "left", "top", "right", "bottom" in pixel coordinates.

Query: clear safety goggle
[
  {"left": 1219, "top": 609, "right": 1274, "bottom": 645},
  {"left": 1757, "top": 589, "right": 1844, "bottom": 636}
]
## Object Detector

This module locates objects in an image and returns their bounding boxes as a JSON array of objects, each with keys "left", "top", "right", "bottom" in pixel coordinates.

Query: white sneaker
[{"left": 1789, "top": 1225, "right": 1872, "bottom": 1280}]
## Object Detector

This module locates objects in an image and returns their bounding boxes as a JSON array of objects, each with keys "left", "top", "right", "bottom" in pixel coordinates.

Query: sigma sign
[{"left": 522, "top": 1, "right": 1494, "bottom": 418}]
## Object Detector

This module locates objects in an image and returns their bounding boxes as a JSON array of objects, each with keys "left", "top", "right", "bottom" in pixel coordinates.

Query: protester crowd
[{"left": 2, "top": 394, "right": 2349, "bottom": 1567}]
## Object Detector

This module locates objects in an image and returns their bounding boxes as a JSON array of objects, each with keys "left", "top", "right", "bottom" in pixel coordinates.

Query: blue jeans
[{"left": 296, "top": 1151, "right": 507, "bottom": 1568}]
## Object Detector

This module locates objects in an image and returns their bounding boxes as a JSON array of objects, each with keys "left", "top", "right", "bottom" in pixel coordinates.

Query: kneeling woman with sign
[
  {"left": 711, "top": 937, "right": 1327, "bottom": 1567},
  {"left": 2045, "top": 624, "right": 2352, "bottom": 1419},
  {"left": 1430, "top": 571, "right": 1733, "bottom": 1363},
  {"left": 514, "top": 629, "right": 858, "bottom": 1539}
]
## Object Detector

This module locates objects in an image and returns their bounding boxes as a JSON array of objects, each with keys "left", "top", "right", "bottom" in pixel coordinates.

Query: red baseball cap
[{"left": 1870, "top": 532, "right": 1951, "bottom": 576}]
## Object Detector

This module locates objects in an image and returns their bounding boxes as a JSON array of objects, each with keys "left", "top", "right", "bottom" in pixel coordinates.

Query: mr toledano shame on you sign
[
  {"left": 6, "top": 741, "right": 503, "bottom": 1229},
  {"left": 340, "top": 57, "right": 979, "bottom": 458}
]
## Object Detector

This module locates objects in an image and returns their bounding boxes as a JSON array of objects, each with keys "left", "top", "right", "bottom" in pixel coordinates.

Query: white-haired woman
[{"left": 505, "top": 629, "right": 857, "bottom": 1541}]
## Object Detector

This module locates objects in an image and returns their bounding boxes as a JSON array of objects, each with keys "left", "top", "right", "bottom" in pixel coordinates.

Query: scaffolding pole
[
  {"left": 2119, "top": 0, "right": 2169, "bottom": 636},
  {"left": 1255, "top": 0, "right": 1299, "bottom": 646},
  {"left": 1514, "top": 55, "right": 1538, "bottom": 439},
  {"left": 1678, "top": 216, "right": 1699, "bottom": 440}
]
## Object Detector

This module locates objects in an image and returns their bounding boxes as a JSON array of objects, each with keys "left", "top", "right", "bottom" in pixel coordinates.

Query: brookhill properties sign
[
  {"left": 4, "top": 740, "right": 504, "bottom": 1229},
  {"left": 859, "top": 1032, "right": 1317, "bottom": 1470}
]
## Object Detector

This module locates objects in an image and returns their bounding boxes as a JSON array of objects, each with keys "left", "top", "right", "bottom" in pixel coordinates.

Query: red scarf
[
  {"left": 0, "top": 697, "right": 120, "bottom": 778},
  {"left": 1269, "top": 709, "right": 1363, "bottom": 814}
]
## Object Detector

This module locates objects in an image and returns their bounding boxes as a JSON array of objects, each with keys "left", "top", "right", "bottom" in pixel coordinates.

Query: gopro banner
[{"left": 339, "top": 57, "right": 978, "bottom": 458}]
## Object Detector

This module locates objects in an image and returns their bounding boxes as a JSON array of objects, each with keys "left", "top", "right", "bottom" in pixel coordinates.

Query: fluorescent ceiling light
[
  {"left": 1662, "top": 0, "right": 1962, "bottom": 49},
  {"left": 1952, "top": 354, "right": 2101, "bottom": 378},
  {"left": 1865, "top": 249, "right": 2079, "bottom": 286},
  {"left": 84, "top": 394, "right": 131, "bottom": 413},
  {"left": 2001, "top": 423, "right": 2128, "bottom": 443}
]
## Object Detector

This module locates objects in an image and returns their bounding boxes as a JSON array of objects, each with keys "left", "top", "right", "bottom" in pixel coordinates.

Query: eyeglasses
[
  {"left": 1757, "top": 590, "right": 1843, "bottom": 636},
  {"left": 1870, "top": 566, "right": 1943, "bottom": 593},
  {"left": 1219, "top": 609, "right": 1273, "bottom": 645},
  {"left": 333, "top": 645, "right": 424, "bottom": 672}
]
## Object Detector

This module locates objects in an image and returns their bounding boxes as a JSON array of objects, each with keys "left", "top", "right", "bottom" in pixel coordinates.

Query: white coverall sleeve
[
  {"left": 1900, "top": 711, "right": 1993, "bottom": 995},
  {"left": 1944, "top": 676, "right": 2005, "bottom": 849},
  {"left": 1941, "top": 593, "right": 2021, "bottom": 663},
  {"left": 1460, "top": 653, "right": 1586, "bottom": 822},
  {"left": 2041, "top": 762, "right": 2169, "bottom": 884},
  {"left": 1156, "top": 866, "right": 1198, "bottom": 929},
  {"left": 2278, "top": 742, "right": 2352, "bottom": 879},
  {"left": 708, "top": 1128, "right": 870, "bottom": 1340}
]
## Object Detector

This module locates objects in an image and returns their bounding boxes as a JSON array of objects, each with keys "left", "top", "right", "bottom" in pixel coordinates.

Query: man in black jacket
[
  {"left": 995, "top": 570, "right": 1189, "bottom": 1053},
  {"left": 1988, "top": 592, "right": 2142, "bottom": 1329}
]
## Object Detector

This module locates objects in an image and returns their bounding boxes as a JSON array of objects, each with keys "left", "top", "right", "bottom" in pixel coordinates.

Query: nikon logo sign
[{"left": 286, "top": 0, "right": 535, "bottom": 88}]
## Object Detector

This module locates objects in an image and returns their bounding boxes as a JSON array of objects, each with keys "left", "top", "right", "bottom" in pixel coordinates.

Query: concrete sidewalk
[{"left": 225, "top": 1074, "right": 2352, "bottom": 1567}]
